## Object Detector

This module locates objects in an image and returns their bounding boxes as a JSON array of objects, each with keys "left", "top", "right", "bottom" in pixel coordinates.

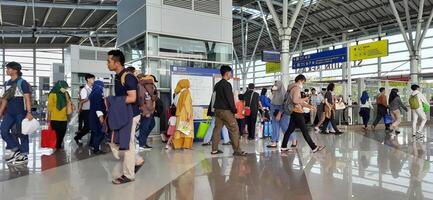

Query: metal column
[
  {"left": 377, "top": 25, "right": 382, "bottom": 78},
  {"left": 33, "top": 47, "right": 37, "bottom": 96},
  {"left": 2, "top": 48, "right": 5, "bottom": 91}
]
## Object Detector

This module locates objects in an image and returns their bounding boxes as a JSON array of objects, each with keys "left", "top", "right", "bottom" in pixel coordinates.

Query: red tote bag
[{"left": 41, "top": 123, "right": 57, "bottom": 149}]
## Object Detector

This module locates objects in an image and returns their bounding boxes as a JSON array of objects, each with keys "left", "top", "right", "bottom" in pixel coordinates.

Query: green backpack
[{"left": 409, "top": 94, "right": 419, "bottom": 109}]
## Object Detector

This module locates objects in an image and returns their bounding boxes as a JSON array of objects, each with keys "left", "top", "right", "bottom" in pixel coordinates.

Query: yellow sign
[
  {"left": 266, "top": 62, "right": 281, "bottom": 74},
  {"left": 350, "top": 40, "right": 389, "bottom": 61}
]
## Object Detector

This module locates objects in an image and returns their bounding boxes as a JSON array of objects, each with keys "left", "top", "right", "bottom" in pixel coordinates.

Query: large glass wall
[{"left": 237, "top": 27, "right": 433, "bottom": 87}]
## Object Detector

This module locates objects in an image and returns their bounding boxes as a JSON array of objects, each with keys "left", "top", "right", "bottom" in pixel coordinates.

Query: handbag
[
  {"left": 422, "top": 102, "right": 430, "bottom": 113},
  {"left": 243, "top": 92, "right": 254, "bottom": 116},
  {"left": 384, "top": 113, "right": 393, "bottom": 124},
  {"left": 66, "top": 93, "right": 74, "bottom": 115},
  {"left": 41, "top": 122, "right": 57, "bottom": 149},
  {"left": 335, "top": 102, "right": 346, "bottom": 110},
  {"left": 177, "top": 121, "right": 191, "bottom": 135},
  {"left": 196, "top": 118, "right": 211, "bottom": 139},
  {"left": 22, "top": 118, "right": 40, "bottom": 135}
]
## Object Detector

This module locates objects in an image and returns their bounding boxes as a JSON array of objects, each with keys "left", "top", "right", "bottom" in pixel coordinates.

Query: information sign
[
  {"left": 292, "top": 47, "right": 347, "bottom": 69},
  {"left": 350, "top": 40, "right": 389, "bottom": 61}
]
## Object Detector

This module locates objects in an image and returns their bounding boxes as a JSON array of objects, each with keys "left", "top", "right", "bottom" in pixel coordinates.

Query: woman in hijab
[
  {"left": 359, "top": 91, "right": 373, "bottom": 131},
  {"left": 89, "top": 80, "right": 106, "bottom": 154},
  {"left": 172, "top": 79, "right": 194, "bottom": 150},
  {"left": 267, "top": 81, "right": 297, "bottom": 148},
  {"left": 47, "top": 80, "right": 70, "bottom": 149}
]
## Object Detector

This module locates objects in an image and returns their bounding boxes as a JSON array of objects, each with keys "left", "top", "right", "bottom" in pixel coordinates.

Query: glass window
[
  {"left": 122, "top": 34, "right": 145, "bottom": 62},
  {"left": 159, "top": 35, "right": 232, "bottom": 63}
]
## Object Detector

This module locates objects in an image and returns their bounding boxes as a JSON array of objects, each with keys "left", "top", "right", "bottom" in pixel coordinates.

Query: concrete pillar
[
  {"left": 281, "top": 36, "right": 291, "bottom": 88},
  {"left": 410, "top": 51, "right": 421, "bottom": 83}
]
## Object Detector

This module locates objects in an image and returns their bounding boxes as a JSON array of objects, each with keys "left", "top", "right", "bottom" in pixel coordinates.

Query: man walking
[
  {"left": 211, "top": 65, "right": 247, "bottom": 156},
  {"left": 243, "top": 83, "right": 260, "bottom": 140},
  {"left": 0, "top": 62, "right": 33, "bottom": 165},
  {"left": 107, "top": 50, "right": 144, "bottom": 184},
  {"left": 75, "top": 73, "right": 95, "bottom": 145},
  {"left": 372, "top": 87, "right": 390, "bottom": 131}
]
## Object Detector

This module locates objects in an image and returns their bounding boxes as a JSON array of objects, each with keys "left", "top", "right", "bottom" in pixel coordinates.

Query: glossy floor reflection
[{"left": 0, "top": 124, "right": 431, "bottom": 200}]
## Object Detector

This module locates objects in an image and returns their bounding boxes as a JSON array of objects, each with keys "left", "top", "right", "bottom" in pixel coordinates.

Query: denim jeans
[
  {"left": 1, "top": 113, "right": 29, "bottom": 154},
  {"left": 270, "top": 104, "right": 296, "bottom": 143},
  {"left": 138, "top": 115, "right": 155, "bottom": 146},
  {"left": 203, "top": 117, "right": 230, "bottom": 144}
]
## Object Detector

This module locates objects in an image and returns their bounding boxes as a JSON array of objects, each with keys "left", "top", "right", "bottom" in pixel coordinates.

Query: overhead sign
[
  {"left": 266, "top": 62, "right": 281, "bottom": 74},
  {"left": 350, "top": 40, "right": 389, "bottom": 61},
  {"left": 292, "top": 47, "right": 347, "bottom": 69},
  {"left": 262, "top": 50, "right": 280, "bottom": 62}
]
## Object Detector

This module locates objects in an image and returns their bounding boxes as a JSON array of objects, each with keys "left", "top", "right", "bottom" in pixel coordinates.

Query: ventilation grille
[
  {"left": 194, "top": 0, "right": 220, "bottom": 15},
  {"left": 163, "top": 0, "right": 192, "bottom": 10},
  {"left": 96, "top": 51, "right": 108, "bottom": 61},
  {"left": 79, "top": 49, "right": 96, "bottom": 60}
]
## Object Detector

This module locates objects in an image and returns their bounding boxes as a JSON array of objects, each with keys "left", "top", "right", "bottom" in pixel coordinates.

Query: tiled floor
[{"left": 0, "top": 125, "right": 432, "bottom": 200}]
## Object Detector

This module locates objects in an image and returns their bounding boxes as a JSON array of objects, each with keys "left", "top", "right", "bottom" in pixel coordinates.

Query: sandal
[
  {"left": 312, "top": 145, "right": 326, "bottom": 153},
  {"left": 112, "top": 175, "right": 133, "bottom": 185},
  {"left": 211, "top": 150, "right": 223, "bottom": 155},
  {"left": 134, "top": 160, "right": 145, "bottom": 173},
  {"left": 266, "top": 144, "right": 278, "bottom": 148},
  {"left": 233, "top": 151, "right": 248, "bottom": 156}
]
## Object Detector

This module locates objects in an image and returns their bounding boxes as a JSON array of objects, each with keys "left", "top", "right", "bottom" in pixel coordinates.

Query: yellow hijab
[{"left": 175, "top": 79, "right": 191, "bottom": 116}]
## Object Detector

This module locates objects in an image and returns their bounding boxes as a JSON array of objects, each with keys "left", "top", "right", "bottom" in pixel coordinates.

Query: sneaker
[
  {"left": 312, "top": 145, "right": 325, "bottom": 153},
  {"left": 280, "top": 147, "right": 292, "bottom": 152},
  {"left": 139, "top": 145, "right": 152, "bottom": 151},
  {"left": 314, "top": 127, "right": 320, "bottom": 131},
  {"left": 222, "top": 142, "right": 232, "bottom": 145},
  {"left": 74, "top": 136, "right": 83, "bottom": 146},
  {"left": 201, "top": 142, "right": 211, "bottom": 146},
  {"left": 14, "top": 154, "right": 28, "bottom": 165},
  {"left": 165, "top": 144, "right": 171, "bottom": 150},
  {"left": 6, "top": 151, "right": 20, "bottom": 163}
]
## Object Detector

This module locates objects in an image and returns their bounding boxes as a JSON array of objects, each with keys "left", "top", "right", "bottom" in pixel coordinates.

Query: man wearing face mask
[
  {"left": 243, "top": 83, "right": 260, "bottom": 140},
  {"left": 280, "top": 74, "right": 325, "bottom": 153}
]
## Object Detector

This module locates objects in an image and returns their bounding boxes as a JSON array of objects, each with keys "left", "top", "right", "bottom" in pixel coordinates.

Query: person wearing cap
[
  {"left": 0, "top": 61, "right": 33, "bottom": 165},
  {"left": 243, "top": 83, "right": 260, "bottom": 140},
  {"left": 409, "top": 84, "right": 428, "bottom": 138},
  {"left": 137, "top": 74, "right": 158, "bottom": 151}
]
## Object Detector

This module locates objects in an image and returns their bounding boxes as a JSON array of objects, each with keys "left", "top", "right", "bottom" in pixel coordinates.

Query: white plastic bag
[{"left": 22, "top": 118, "right": 40, "bottom": 135}]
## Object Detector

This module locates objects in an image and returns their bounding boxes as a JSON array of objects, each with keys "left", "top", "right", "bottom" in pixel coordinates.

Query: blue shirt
[
  {"left": 114, "top": 68, "right": 140, "bottom": 116},
  {"left": 259, "top": 95, "right": 271, "bottom": 108},
  {"left": 5, "top": 78, "right": 31, "bottom": 115}
]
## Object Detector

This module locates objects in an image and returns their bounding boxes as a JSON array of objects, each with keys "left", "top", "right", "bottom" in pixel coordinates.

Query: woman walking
[
  {"left": 388, "top": 88, "right": 408, "bottom": 135},
  {"left": 47, "top": 80, "right": 71, "bottom": 149},
  {"left": 172, "top": 79, "right": 194, "bottom": 150},
  {"left": 359, "top": 91, "right": 373, "bottom": 131}
]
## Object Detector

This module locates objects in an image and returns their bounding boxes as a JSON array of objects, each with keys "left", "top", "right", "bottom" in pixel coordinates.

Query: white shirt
[
  {"left": 169, "top": 116, "right": 177, "bottom": 126},
  {"left": 80, "top": 84, "right": 92, "bottom": 110},
  {"left": 360, "top": 100, "right": 373, "bottom": 109}
]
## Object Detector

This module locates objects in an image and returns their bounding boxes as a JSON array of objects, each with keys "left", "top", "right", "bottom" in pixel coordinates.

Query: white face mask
[{"left": 271, "top": 86, "right": 278, "bottom": 91}]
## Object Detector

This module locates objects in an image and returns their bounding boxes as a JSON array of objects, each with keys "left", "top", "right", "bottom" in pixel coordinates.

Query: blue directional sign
[
  {"left": 292, "top": 47, "right": 347, "bottom": 69},
  {"left": 262, "top": 50, "right": 280, "bottom": 62}
]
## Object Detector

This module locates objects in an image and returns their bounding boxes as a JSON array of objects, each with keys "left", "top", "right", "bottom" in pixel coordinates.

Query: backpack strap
[{"left": 120, "top": 71, "right": 130, "bottom": 87}]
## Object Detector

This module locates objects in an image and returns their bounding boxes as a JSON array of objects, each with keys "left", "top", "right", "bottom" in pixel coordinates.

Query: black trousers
[
  {"left": 321, "top": 111, "right": 340, "bottom": 133},
  {"left": 281, "top": 112, "right": 317, "bottom": 150},
  {"left": 246, "top": 113, "right": 258, "bottom": 139},
  {"left": 51, "top": 120, "right": 68, "bottom": 149},
  {"left": 373, "top": 112, "right": 390, "bottom": 129},
  {"left": 76, "top": 110, "right": 90, "bottom": 139},
  {"left": 359, "top": 108, "right": 371, "bottom": 127}
]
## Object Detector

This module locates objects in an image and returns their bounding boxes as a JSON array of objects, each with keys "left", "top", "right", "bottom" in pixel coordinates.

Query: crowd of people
[{"left": 0, "top": 49, "right": 430, "bottom": 185}]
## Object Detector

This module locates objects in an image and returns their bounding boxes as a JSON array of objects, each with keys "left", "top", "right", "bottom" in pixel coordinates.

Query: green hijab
[{"left": 50, "top": 80, "right": 69, "bottom": 110}]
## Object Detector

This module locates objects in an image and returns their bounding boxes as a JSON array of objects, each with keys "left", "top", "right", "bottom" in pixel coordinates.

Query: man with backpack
[
  {"left": 136, "top": 74, "right": 158, "bottom": 151},
  {"left": 372, "top": 87, "right": 391, "bottom": 131},
  {"left": 280, "top": 74, "right": 325, "bottom": 153},
  {"left": 409, "top": 84, "right": 428, "bottom": 138},
  {"left": 74, "top": 73, "right": 95, "bottom": 146},
  {"left": 0, "top": 62, "right": 33, "bottom": 165}
]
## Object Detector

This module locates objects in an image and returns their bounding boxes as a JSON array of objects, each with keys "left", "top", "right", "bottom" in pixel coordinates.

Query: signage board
[
  {"left": 261, "top": 50, "right": 280, "bottom": 62},
  {"left": 265, "top": 62, "right": 281, "bottom": 74},
  {"left": 350, "top": 40, "right": 389, "bottom": 61},
  {"left": 292, "top": 47, "right": 347, "bottom": 69}
]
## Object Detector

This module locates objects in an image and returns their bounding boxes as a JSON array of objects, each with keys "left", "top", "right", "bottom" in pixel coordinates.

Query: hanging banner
[
  {"left": 350, "top": 40, "right": 389, "bottom": 61},
  {"left": 292, "top": 47, "right": 347, "bottom": 69},
  {"left": 266, "top": 62, "right": 281, "bottom": 74}
]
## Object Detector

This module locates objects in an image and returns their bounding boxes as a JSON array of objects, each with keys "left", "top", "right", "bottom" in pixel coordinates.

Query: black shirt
[
  {"left": 114, "top": 68, "right": 140, "bottom": 116},
  {"left": 243, "top": 90, "right": 260, "bottom": 113},
  {"left": 213, "top": 79, "right": 237, "bottom": 113}
]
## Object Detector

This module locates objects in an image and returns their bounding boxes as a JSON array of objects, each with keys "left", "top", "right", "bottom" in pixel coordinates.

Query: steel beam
[
  {"left": 403, "top": 0, "right": 414, "bottom": 45},
  {"left": 1, "top": 33, "right": 115, "bottom": 37},
  {"left": 264, "top": 0, "right": 283, "bottom": 35},
  {"left": 102, "top": 37, "right": 116, "bottom": 47},
  {"left": 0, "top": 0, "right": 116, "bottom": 10},
  {"left": 322, "top": 0, "right": 369, "bottom": 35},
  {"left": 257, "top": 2, "right": 277, "bottom": 50},
  {"left": 389, "top": 0, "right": 413, "bottom": 52},
  {"left": 95, "top": 12, "right": 117, "bottom": 31},
  {"left": 418, "top": 6, "right": 433, "bottom": 49},
  {"left": 415, "top": 0, "right": 425, "bottom": 49}
]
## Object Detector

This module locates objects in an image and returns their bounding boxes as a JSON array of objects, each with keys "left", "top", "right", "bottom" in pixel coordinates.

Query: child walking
[{"left": 165, "top": 106, "right": 177, "bottom": 149}]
